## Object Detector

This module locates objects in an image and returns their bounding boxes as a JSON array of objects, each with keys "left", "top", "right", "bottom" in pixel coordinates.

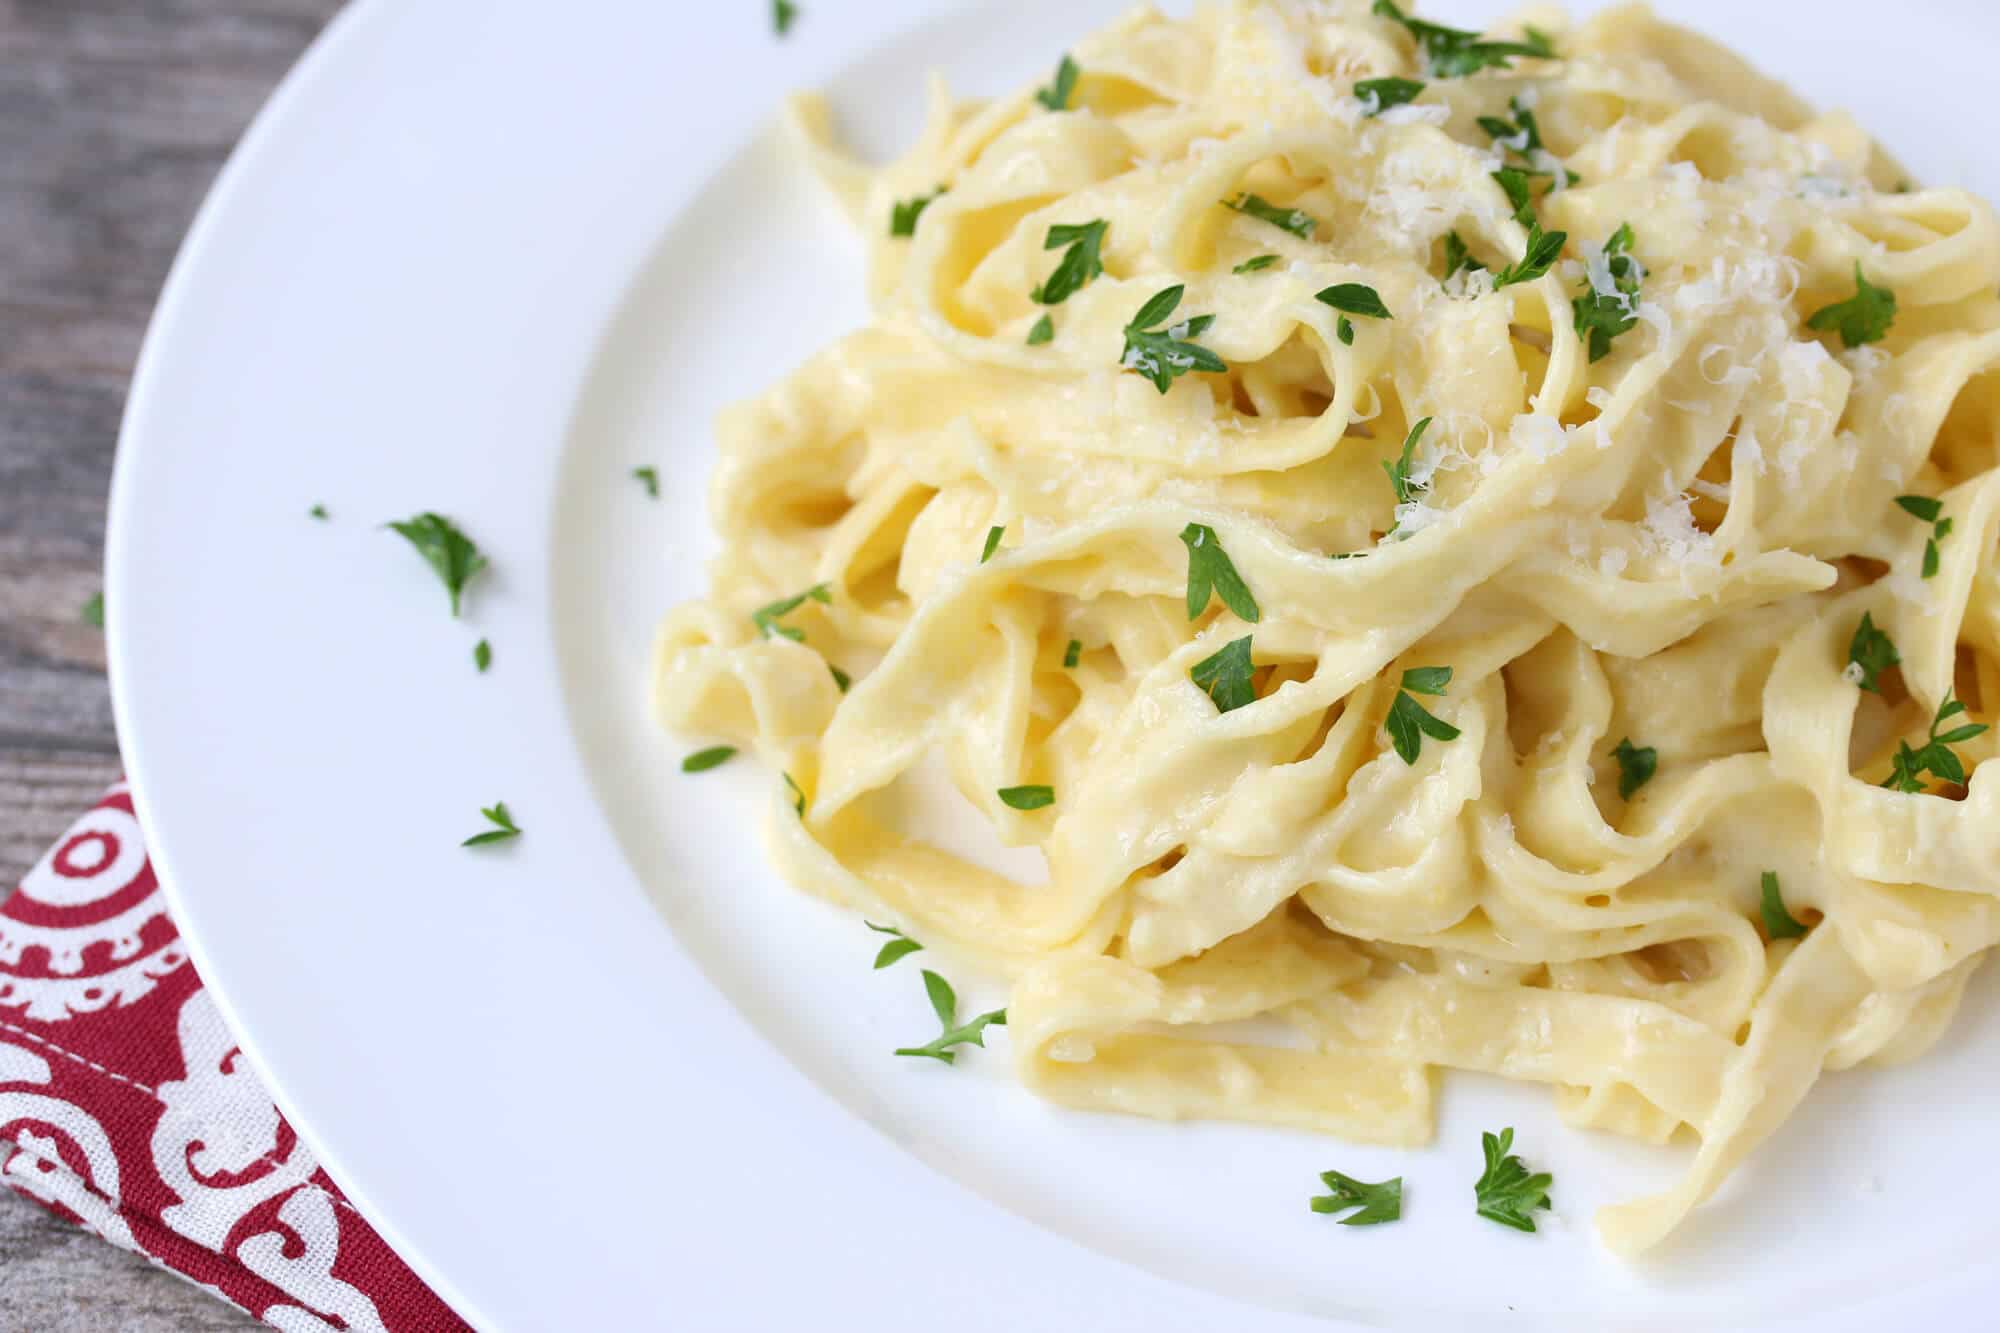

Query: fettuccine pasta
[{"left": 652, "top": 0, "right": 2000, "bottom": 1253}]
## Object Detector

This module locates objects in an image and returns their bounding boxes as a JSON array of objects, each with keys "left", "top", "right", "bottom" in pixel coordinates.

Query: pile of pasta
[{"left": 653, "top": 0, "right": 2000, "bottom": 1253}]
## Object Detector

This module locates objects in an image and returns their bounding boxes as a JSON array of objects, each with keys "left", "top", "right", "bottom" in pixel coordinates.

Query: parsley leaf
[
  {"left": 895, "top": 970, "right": 1007, "bottom": 1064},
  {"left": 1611, "top": 737, "right": 1657, "bottom": 800},
  {"left": 1035, "top": 54, "right": 1079, "bottom": 111},
  {"left": 830, "top": 663, "right": 852, "bottom": 693},
  {"left": 784, "top": 772, "right": 806, "bottom": 816},
  {"left": 1180, "top": 523, "right": 1261, "bottom": 622},
  {"left": 1120, "top": 285, "right": 1227, "bottom": 393},
  {"left": 1356, "top": 76, "right": 1425, "bottom": 116},
  {"left": 462, "top": 801, "right": 522, "bottom": 848},
  {"left": 752, "top": 582, "right": 831, "bottom": 642},
  {"left": 632, "top": 465, "right": 660, "bottom": 498},
  {"left": 1572, "top": 223, "right": 1643, "bottom": 362},
  {"left": 386, "top": 512, "right": 488, "bottom": 617},
  {"left": 1846, "top": 611, "right": 1900, "bottom": 694},
  {"left": 1479, "top": 97, "right": 1545, "bottom": 156},
  {"left": 1807, "top": 263, "right": 1896, "bottom": 348},
  {"left": 998, "top": 784, "right": 1054, "bottom": 810},
  {"left": 474, "top": 638, "right": 492, "bottom": 673},
  {"left": 889, "top": 187, "right": 945, "bottom": 238},
  {"left": 1381, "top": 416, "right": 1433, "bottom": 533},
  {"left": 1222, "top": 192, "right": 1317, "bottom": 239},
  {"left": 1027, "top": 314, "right": 1054, "bottom": 345},
  {"left": 1492, "top": 167, "right": 1537, "bottom": 225},
  {"left": 308, "top": 504, "right": 329, "bottom": 520},
  {"left": 1895, "top": 495, "right": 1952, "bottom": 579},
  {"left": 682, "top": 745, "right": 737, "bottom": 773},
  {"left": 866, "top": 921, "right": 923, "bottom": 969},
  {"left": 1759, "top": 870, "right": 1808, "bottom": 940},
  {"left": 1385, "top": 665, "right": 1460, "bottom": 765},
  {"left": 1373, "top": 1, "right": 1556, "bottom": 78},
  {"left": 80, "top": 592, "right": 103, "bottom": 629},
  {"left": 1033, "top": 219, "right": 1109, "bottom": 305},
  {"left": 773, "top": 0, "right": 798, "bottom": 36},
  {"left": 1191, "top": 634, "right": 1257, "bottom": 713},
  {"left": 1882, "top": 692, "right": 1988, "bottom": 794},
  {"left": 1233, "top": 254, "right": 1280, "bottom": 274},
  {"left": 1442, "top": 231, "right": 1485, "bottom": 284},
  {"left": 1473, "top": 1128, "right": 1553, "bottom": 1231},
  {"left": 1310, "top": 1170, "right": 1403, "bottom": 1226},
  {"left": 1315, "top": 283, "right": 1393, "bottom": 321},
  {"left": 1492, "top": 221, "right": 1567, "bottom": 289},
  {"left": 1064, "top": 638, "right": 1082, "bottom": 668},
  {"left": 981, "top": 525, "right": 1004, "bottom": 563}
]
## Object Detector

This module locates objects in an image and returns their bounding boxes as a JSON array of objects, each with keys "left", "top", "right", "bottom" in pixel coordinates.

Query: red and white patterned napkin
[{"left": 0, "top": 783, "right": 468, "bottom": 1331}]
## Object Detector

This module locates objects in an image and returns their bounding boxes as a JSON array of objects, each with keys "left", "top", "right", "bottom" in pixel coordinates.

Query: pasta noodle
[{"left": 652, "top": 0, "right": 2000, "bottom": 1253}]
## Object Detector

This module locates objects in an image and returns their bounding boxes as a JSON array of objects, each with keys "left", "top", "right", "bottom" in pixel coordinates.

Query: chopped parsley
[
  {"left": 462, "top": 802, "right": 522, "bottom": 848},
  {"left": 1222, "top": 192, "right": 1317, "bottom": 239},
  {"left": 1882, "top": 692, "right": 1988, "bottom": 794},
  {"left": 830, "top": 663, "right": 852, "bottom": 693},
  {"left": 1310, "top": 1169, "right": 1403, "bottom": 1226},
  {"left": 1845, "top": 611, "right": 1900, "bottom": 694},
  {"left": 80, "top": 592, "right": 103, "bottom": 629},
  {"left": 1316, "top": 283, "right": 1393, "bottom": 319},
  {"left": 1382, "top": 415, "right": 1433, "bottom": 533},
  {"left": 1385, "top": 665, "right": 1460, "bottom": 765},
  {"left": 1191, "top": 634, "right": 1256, "bottom": 713},
  {"left": 1064, "top": 638, "right": 1082, "bottom": 668},
  {"left": 889, "top": 187, "right": 945, "bottom": 238},
  {"left": 1492, "top": 220, "right": 1566, "bottom": 289},
  {"left": 682, "top": 745, "right": 737, "bottom": 773},
  {"left": 1373, "top": 0, "right": 1556, "bottom": 77},
  {"left": 1478, "top": 98, "right": 1544, "bottom": 157},
  {"left": 772, "top": 0, "right": 798, "bottom": 36},
  {"left": 981, "top": 525, "right": 1004, "bottom": 563},
  {"left": 784, "top": 772, "right": 806, "bottom": 816},
  {"left": 866, "top": 921, "right": 923, "bottom": 969},
  {"left": 1033, "top": 219, "right": 1108, "bottom": 305},
  {"left": 1233, "top": 254, "right": 1281, "bottom": 274},
  {"left": 1473, "top": 1128, "right": 1553, "bottom": 1231},
  {"left": 1894, "top": 494, "right": 1952, "bottom": 579},
  {"left": 474, "top": 638, "right": 492, "bottom": 673},
  {"left": 1611, "top": 737, "right": 1657, "bottom": 799},
  {"left": 1807, "top": 263, "right": 1896, "bottom": 348},
  {"left": 1442, "top": 231, "right": 1485, "bottom": 284},
  {"left": 1355, "top": 76, "right": 1425, "bottom": 116},
  {"left": 1180, "top": 523, "right": 1261, "bottom": 623},
  {"left": 632, "top": 465, "right": 660, "bottom": 499},
  {"left": 752, "top": 582, "right": 831, "bottom": 641},
  {"left": 1492, "top": 166, "right": 1537, "bottom": 225},
  {"left": 1120, "top": 284, "right": 1226, "bottom": 394},
  {"left": 308, "top": 504, "right": 329, "bottom": 520},
  {"left": 1759, "top": 870, "right": 1808, "bottom": 940},
  {"left": 1034, "top": 54, "right": 1079, "bottom": 112},
  {"left": 998, "top": 784, "right": 1054, "bottom": 810},
  {"left": 894, "top": 970, "right": 1007, "bottom": 1064},
  {"left": 1027, "top": 314, "right": 1054, "bottom": 345},
  {"left": 386, "top": 512, "right": 487, "bottom": 617},
  {"left": 1572, "top": 223, "right": 1643, "bottom": 362}
]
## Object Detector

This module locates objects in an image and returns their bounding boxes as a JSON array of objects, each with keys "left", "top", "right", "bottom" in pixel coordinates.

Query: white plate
[{"left": 105, "top": 1, "right": 2000, "bottom": 1328}]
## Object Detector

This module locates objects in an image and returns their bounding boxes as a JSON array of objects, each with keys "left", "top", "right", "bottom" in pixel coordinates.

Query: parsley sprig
[
  {"left": 387, "top": 512, "right": 487, "bottom": 617},
  {"left": 1316, "top": 282, "right": 1392, "bottom": 345},
  {"left": 1222, "top": 192, "right": 1317, "bottom": 239},
  {"left": 1807, "top": 263, "right": 1896, "bottom": 348},
  {"left": 895, "top": 970, "right": 1006, "bottom": 1064},
  {"left": 1611, "top": 737, "right": 1657, "bottom": 799},
  {"left": 1310, "top": 1169, "right": 1403, "bottom": 1226},
  {"left": 1121, "top": 285, "right": 1226, "bottom": 393},
  {"left": 1033, "top": 220, "right": 1108, "bottom": 306},
  {"left": 1473, "top": 1128, "right": 1553, "bottom": 1231},
  {"left": 866, "top": 921, "right": 923, "bottom": 969},
  {"left": 462, "top": 802, "right": 522, "bottom": 848},
  {"left": 1492, "top": 218, "right": 1566, "bottom": 289},
  {"left": 1385, "top": 665, "right": 1460, "bottom": 764},
  {"left": 1882, "top": 692, "right": 1988, "bottom": 794},
  {"left": 1895, "top": 494, "right": 1953, "bottom": 579},
  {"left": 1191, "top": 635, "right": 1256, "bottom": 713},
  {"left": 752, "top": 583, "right": 831, "bottom": 641},
  {"left": 1846, "top": 611, "right": 1900, "bottom": 694},
  {"left": 1355, "top": 76, "right": 1425, "bottom": 117},
  {"left": 1180, "top": 523, "right": 1261, "bottom": 622},
  {"left": 1034, "top": 54, "right": 1079, "bottom": 111},
  {"left": 1572, "top": 223, "right": 1643, "bottom": 362},
  {"left": 889, "top": 187, "right": 946, "bottom": 237},
  {"left": 1372, "top": 0, "right": 1556, "bottom": 77},
  {"left": 1759, "top": 870, "right": 1809, "bottom": 940},
  {"left": 1382, "top": 416, "right": 1433, "bottom": 534}
]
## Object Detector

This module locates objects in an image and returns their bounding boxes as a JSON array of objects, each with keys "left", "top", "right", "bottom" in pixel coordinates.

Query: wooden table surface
[{"left": 1, "top": 1, "right": 340, "bottom": 1326}]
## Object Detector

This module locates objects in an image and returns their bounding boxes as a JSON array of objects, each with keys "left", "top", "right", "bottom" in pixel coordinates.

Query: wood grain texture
[{"left": 0, "top": 0, "right": 341, "bottom": 1326}]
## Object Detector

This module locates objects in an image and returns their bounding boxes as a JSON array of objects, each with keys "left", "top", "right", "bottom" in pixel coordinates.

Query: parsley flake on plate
[
  {"left": 772, "top": 0, "right": 798, "bottom": 37},
  {"left": 1310, "top": 1169, "right": 1403, "bottom": 1226},
  {"left": 386, "top": 512, "right": 487, "bottom": 617},
  {"left": 1473, "top": 1128, "right": 1553, "bottom": 1231},
  {"left": 462, "top": 801, "right": 522, "bottom": 848},
  {"left": 474, "top": 638, "right": 492, "bottom": 673},
  {"left": 866, "top": 921, "right": 923, "bottom": 969},
  {"left": 894, "top": 970, "right": 1006, "bottom": 1064},
  {"left": 632, "top": 465, "right": 660, "bottom": 498}
]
